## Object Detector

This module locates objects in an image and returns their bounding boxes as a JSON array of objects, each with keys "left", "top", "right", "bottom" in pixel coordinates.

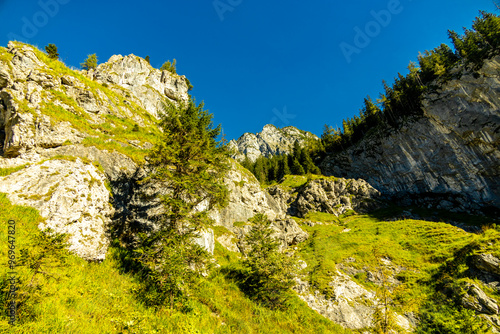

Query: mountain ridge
[{"left": 229, "top": 123, "right": 319, "bottom": 162}]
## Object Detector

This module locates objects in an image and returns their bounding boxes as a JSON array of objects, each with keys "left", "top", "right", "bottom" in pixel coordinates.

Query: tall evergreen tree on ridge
[{"left": 136, "top": 98, "right": 229, "bottom": 309}]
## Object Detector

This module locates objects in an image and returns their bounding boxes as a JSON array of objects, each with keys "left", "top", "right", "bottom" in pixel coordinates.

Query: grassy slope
[
  {"left": 2, "top": 188, "right": 498, "bottom": 333},
  {"left": 0, "top": 193, "right": 349, "bottom": 334},
  {"left": 1, "top": 169, "right": 499, "bottom": 333},
  {"left": 296, "top": 209, "right": 500, "bottom": 332}
]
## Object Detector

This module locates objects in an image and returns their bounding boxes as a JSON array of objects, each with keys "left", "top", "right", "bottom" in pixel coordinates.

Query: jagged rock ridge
[{"left": 228, "top": 124, "right": 319, "bottom": 162}]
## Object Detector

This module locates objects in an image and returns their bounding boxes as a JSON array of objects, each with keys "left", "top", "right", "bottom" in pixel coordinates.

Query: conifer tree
[
  {"left": 253, "top": 157, "right": 267, "bottom": 184},
  {"left": 137, "top": 98, "right": 229, "bottom": 309},
  {"left": 291, "top": 158, "right": 305, "bottom": 175},
  {"left": 268, "top": 156, "right": 279, "bottom": 182},
  {"left": 45, "top": 44, "right": 59, "bottom": 59},
  {"left": 278, "top": 156, "right": 291, "bottom": 180},
  {"left": 241, "top": 155, "right": 253, "bottom": 174},
  {"left": 81, "top": 54, "right": 98, "bottom": 70},
  {"left": 292, "top": 141, "right": 302, "bottom": 160},
  {"left": 161, "top": 59, "right": 177, "bottom": 74},
  {"left": 300, "top": 149, "right": 320, "bottom": 174},
  {"left": 242, "top": 214, "right": 298, "bottom": 309}
]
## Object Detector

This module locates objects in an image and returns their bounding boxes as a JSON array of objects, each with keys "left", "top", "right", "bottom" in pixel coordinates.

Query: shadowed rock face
[
  {"left": 321, "top": 57, "right": 500, "bottom": 213},
  {"left": 228, "top": 124, "right": 319, "bottom": 162}
]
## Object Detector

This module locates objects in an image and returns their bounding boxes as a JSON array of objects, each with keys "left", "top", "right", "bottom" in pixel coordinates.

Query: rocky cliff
[
  {"left": 321, "top": 57, "right": 500, "bottom": 214},
  {"left": 0, "top": 42, "right": 284, "bottom": 261},
  {"left": 229, "top": 124, "right": 319, "bottom": 162}
]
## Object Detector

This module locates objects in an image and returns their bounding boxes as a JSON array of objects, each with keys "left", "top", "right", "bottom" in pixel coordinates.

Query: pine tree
[
  {"left": 267, "top": 156, "right": 279, "bottom": 182},
  {"left": 292, "top": 141, "right": 302, "bottom": 160},
  {"left": 241, "top": 155, "right": 253, "bottom": 174},
  {"left": 137, "top": 98, "right": 229, "bottom": 309},
  {"left": 81, "top": 54, "right": 98, "bottom": 70},
  {"left": 45, "top": 44, "right": 59, "bottom": 59},
  {"left": 242, "top": 214, "right": 298, "bottom": 309},
  {"left": 300, "top": 149, "right": 320, "bottom": 174},
  {"left": 253, "top": 157, "right": 267, "bottom": 184},
  {"left": 291, "top": 158, "right": 305, "bottom": 175},
  {"left": 278, "top": 156, "right": 291, "bottom": 180},
  {"left": 161, "top": 59, "right": 177, "bottom": 74}
]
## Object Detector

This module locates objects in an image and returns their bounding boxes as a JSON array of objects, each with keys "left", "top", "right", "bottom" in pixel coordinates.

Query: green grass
[
  {"left": 269, "top": 174, "right": 340, "bottom": 190},
  {"left": 1, "top": 192, "right": 498, "bottom": 333},
  {"left": 297, "top": 209, "right": 500, "bottom": 319},
  {"left": 303, "top": 211, "right": 342, "bottom": 223},
  {"left": 0, "top": 194, "right": 350, "bottom": 333},
  {"left": 0, "top": 165, "right": 27, "bottom": 177}
]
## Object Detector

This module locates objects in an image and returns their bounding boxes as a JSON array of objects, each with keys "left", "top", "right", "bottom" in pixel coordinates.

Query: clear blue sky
[{"left": 0, "top": 0, "right": 497, "bottom": 140}]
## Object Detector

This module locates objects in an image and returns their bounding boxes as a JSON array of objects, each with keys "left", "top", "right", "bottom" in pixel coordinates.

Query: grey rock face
[
  {"left": 94, "top": 54, "right": 189, "bottom": 118},
  {"left": 1, "top": 89, "right": 85, "bottom": 157},
  {"left": 295, "top": 178, "right": 382, "bottom": 218},
  {"left": 0, "top": 158, "right": 113, "bottom": 261},
  {"left": 268, "top": 177, "right": 383, "bottom": 218},
  {"left": 229, "top": 124, "right": 319, "bottom": 162},
  {"left": 294, "top": 272, "right": 412, "bottom": 331},
  {"left": 473, "top": 253, "right": 500, "bottom": 277},
  {"left": 210, "top": 160, "right": 285, "bottom": 228},
  {"left": 271, "top": 218, "right": 309, "bottom": 248},
  {"left": 321, "top": 57, "right": 500, "bottom": 213},
  {"left": 0, "top": 42, "right": 196, "bottom": 259},
  {"left": 0, "top": 42, "right": 189, "bottom": 157},
  {"left": 461, "top": 282, "right": 499, "bottom": 315}
]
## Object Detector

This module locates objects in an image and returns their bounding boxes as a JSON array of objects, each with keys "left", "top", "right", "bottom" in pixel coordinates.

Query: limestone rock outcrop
[
  {"left": 0, "top": 42, "right": 198, "bottom": 259},
  {"left": 211, "top": 160, "right": 285, "bottom": 228},
  {"left": 461, "top": 282, "right": 499, "bottom": 315},
  {"left": 294, "top": 272, "right": 413, "bottom": 331},
  {"left": 473, "top": 253, "right": 500, "bottom": 277},
  {"left": 295, "top": 178, "right": 383, "bottom": 218},
  {"left": 94, "top": 54, "right": 190, "bottom": 117},
  {"left": 0, "top": 158, "right": 113, "bottom": 260},
  {"left": 268, "top": 177, "right": 383, "bottom": 218},
  {"left": 321, "top": 57, "right": 500, "bottom": 213},
  {"left": 229, "top": 124, "right": 319, "bottom": 162}
]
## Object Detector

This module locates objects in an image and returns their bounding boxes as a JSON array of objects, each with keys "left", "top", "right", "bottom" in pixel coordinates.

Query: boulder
[
  {"left": 461, "top": 282, "right": 499, "bottom": 315},
  {"left": 473, "top": 253, "right": 500, "bottom": 277},
  {"left": 295, "top": 178, "right": 382, "bottom": 217}
]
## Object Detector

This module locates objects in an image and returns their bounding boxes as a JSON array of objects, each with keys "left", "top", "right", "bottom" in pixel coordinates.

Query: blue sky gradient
[{"left": 0, "top": 0, "right": 497, "bottom": 140}]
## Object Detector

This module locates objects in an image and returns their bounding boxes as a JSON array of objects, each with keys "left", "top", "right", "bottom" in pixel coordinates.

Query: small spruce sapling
[
  {"left": 81, "top": 54, "right": 98, "bottom": 71},
  {"left": 45, "top": 44, "right": 59, "bottom": 60}
]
